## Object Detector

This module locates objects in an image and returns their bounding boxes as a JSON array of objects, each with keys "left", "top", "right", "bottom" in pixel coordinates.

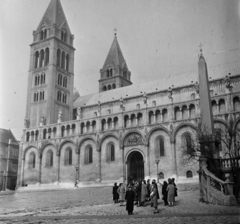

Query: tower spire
[{"left": 98, "top": 34, "right": 132, "bottom": 92}]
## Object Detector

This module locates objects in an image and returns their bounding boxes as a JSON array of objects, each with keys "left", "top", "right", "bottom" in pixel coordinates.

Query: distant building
[
  {"left": 0, "top": 129, "right": 19, "bottom": 190},
  {"left": 17, "top": 0, "right": 240, "bottom": 189}
]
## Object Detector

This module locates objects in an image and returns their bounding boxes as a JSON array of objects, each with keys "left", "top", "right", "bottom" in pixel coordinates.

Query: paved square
[{"left": 0, "top": 187, "right": 239, "bottom": 223}]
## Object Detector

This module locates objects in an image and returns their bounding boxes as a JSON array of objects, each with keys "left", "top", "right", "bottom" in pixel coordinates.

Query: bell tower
[
  {"left": 99, "top": 32, "right": 132, "bottom": 92},
  {"left": 25, "top": 0, "right": 75, "bottom": 128}
]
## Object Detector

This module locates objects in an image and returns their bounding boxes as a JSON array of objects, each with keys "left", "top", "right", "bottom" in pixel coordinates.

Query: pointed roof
[
  {"left": 0, "top": 129, "right": 16, "bottom": 144},
  {"left": 36, "top": 0, "right": 71, "bottom": 34},
  {"left": 102, "top": 35, "right": 127, "bottom": 69}
]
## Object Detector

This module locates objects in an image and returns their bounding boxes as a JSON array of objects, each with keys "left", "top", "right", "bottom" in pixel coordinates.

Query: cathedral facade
[{"left": 17, "top": 0, "right": 240, "bottom": 189}]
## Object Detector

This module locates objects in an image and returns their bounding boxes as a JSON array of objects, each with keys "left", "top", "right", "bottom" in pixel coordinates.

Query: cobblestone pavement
[{"left": 0, "top": 187, "right": 239, "bottom": 224}]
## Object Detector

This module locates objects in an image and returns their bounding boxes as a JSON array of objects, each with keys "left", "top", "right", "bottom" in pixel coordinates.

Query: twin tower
[{"left": 25, "top": 0, "right": 132, "bottom": 129}]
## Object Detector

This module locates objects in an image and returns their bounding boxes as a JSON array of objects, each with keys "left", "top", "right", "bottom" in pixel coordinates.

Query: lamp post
[
  {"left": 155, "top": 157, "right": 160, "bottom": 183},
  {"left": 75, "top": 164, "right": 79, "bottom": 187},
  {"left": 2, "top": 171, "right": 6, "bottom": 191}
]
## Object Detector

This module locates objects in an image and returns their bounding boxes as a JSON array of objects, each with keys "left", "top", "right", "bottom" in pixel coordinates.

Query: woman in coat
[
  {"left": 172, "top": 178, "right": 178, "bottom": 202},
  {"left": 117, "top": 183, "right": 125, "bottom": 206},
  {"left": 167, "top": 179, "right": 175, "bottom": 206},
  {"left": 125, "top": 185, "right": 135, "bottom": 215},
  {"left": 150, "top": 182, "right": 159, "bottom": 213},
  {"left": 141, "top": 180, "right": 147, "bottom": 206},
  {"left": 112, "top": 183, "right": 119, "bottom": 203},
  {"left": 162, "top": 181, "right": 168, "bottom": 206}
]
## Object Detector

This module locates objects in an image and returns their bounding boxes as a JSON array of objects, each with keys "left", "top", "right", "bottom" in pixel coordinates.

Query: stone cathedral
[{"left": 17, "top": 0, "right": 240, "bottom": 189}]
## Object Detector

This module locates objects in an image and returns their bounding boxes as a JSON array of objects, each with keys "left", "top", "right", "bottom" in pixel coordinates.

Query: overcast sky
[{"left": 0, "top": 0, "right": 239, "bottom": 140}]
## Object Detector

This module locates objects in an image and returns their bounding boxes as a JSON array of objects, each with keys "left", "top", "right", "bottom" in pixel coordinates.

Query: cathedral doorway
[{"left": 127, "top": 151, "right": 144, "bottom": 183}]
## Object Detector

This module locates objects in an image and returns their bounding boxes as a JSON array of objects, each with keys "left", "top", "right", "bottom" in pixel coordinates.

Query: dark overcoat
[
  {"left": 125, "top": 190, "right": 135, "bottom": 212},
  {"left": 112, "top": 185, "right": 119, "bottom": 200}
]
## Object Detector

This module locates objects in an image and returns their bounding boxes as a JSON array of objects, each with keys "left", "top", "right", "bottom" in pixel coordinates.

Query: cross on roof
[
  {"left": 198, "top": 43, "right": 203, "bottom": 53},
  {"left": 114, "top": 28, "right": 117, "bottom": 37}
]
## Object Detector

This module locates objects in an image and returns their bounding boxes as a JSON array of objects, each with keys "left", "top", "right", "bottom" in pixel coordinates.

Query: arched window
[
  {"left": 43, "top": 129, "right": 47, "bottom": 139},
  {"left": 112, "top": 83, "right": 116, "bottom": 89},
  {"left": 41, "top": 74, "right": 45, "bottom": 84},
  {"left": 63, "top": 77, "right": 67, "bottom": 88},
  {"left": 61, "top": 126, "right": 65, "bottom": 137},
  {"left": 34, "top": 51, "right": 39, "bottom": 68},
  {"left": 61, "top": 29, "right": 67, "bottom": 42},
  {"left": 212, "top": 100, "right": 218, "bottom": 115},
  {"left": 29, "top": 152, "right": 36, "bottom": 169},
  {"left": 182, "top": 105, "right": 188, "bottom": 119},
  {"left": 58, "top": 74, "right": 62, "bottom": 86},
  {"left": 44, "top": 29, "right": 47, "bottom": 39},
  {"left": 45, "top": 48, "right": 49, "bottom": 65},
  {"left": 215, "top": 131, "right": 222, "bottom": 153},
  {"left": 65, "top": 148, "right": 72, "bottom": 165},
  {"left": 39, "top": 49, "right": 45, "bottom": 67},
  {"left": 186, "top": 170, "right": 193, "bottom": 178},
  {"left": 136, "top": 104, "right": 140, "bottom": 109},
  {"left": 40, "top": 90, "right": 44, "bottom": 100},
  {"left": 35, "top": 76, "right": 38, "bottom": 86},
  {"left": 57, "top": 49, "right": 61, "bottom": 66},
  {"left": 159, "top": 172, "right": 164, "bottom": 179},
  {"left": 63, "top": 94, "right": 67, "bottom": 103},
  {"left": 84, "top": 146, "right": 93, "bottom": 164},
  {"left": 219, "top": 99, "right": 226, "bottom": 113},
  {"left": 156, "top": 136, "right": 165, "bottom": 157},
  {"left": 110, "top": 68, "right": 113, "bottom": 77},
  {"left": 34, "top": 92, "right": 38, "bottom": 102},
  {"left": 123, "top": 69, "right": 127, "bottom": 79},
  {"left": 103, "top": 86, "right": 107, "bottom": 91},
  {"left": 40, "top": 28, "right": 47, "bottom": 40},
  {"left": 189, "top": 104, "right": 196, "bottom": 118},
  {"left": 66, "top": 54, "right": 69, "bottom": 71},
  {"left": 108, "top": 85, "right": 111, "bottom": 90},
  {"left": 107, "top": 143, "right": 115, "bottom": 162},
  {"left": 233, "top": 96, "right": 240, "bottom": 111},
  {"left": 46, "top": 150, "right": 53, "bottom": 167},
  {"left": 174, "top": 107, "right": 180, "bottom": 120},
  {"left": 191, "top": 93, "right": 195, "bottom": 100},
  {"left": 57, "top": 91, "right": 62, "bottom": 101},
  {"left": 61, "top": 51, "right": 65, "bottom": 69},
  {"left": 184, "top": 134, "right": 193, "bottom": 154},
  {"left": 37, "top": 75, "right": 40, "bottom": 85}
]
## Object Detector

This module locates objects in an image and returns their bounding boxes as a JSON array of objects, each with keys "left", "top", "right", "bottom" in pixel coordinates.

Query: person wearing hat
[{"left": 125, "top": 185, "right": 135, "bottom": 215}]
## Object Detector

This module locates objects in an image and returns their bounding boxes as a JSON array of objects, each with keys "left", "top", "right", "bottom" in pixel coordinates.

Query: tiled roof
[
  {"left": 102, "top": 36, "right": 127, "bottom": 70},
  {"left": 73, "top": 60, "right": 240, "bottom": 108},
  {"left": 36, "top": 0, "right": 71, "bottom": 34},
  {"left": 0, "top": 129, "right": 16, "bottom": 144}
]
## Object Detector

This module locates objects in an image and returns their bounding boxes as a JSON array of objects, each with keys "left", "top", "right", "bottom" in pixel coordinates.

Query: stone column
[
  {"left": 135, "top": 116, "right": 138, "bottom": 126},
  {"left": 112, "top": 121, "right": 114, "bottom": 130},
  {"left": 187, "top": 106, "right": 190, "bottom": 119},
  {"left": 216, "top": 102, "right": 220, "bottom": 114},
  {"left": 179, "top": 108, "right": 183, "bottom": 120},
  {"left": 170, "top": 138, "right": 177, "bottom": 179},
  {"left": 77, "top": 150, "right": 80, "bottom": 181},
  {"left": 37, "top": 153, "right": 42, "bottom": 185},
  {"left": 153, "top": 112, "right": 156, "bottom": 123},
  {"left": 56, "top": 151, "right": 60, "bottom": 184},
  {"left": 97, "top": 148, "right": 102, "bottom": 183},
  {"left": 145, "top": 144, "right": 151, "bottom": 179},
  {"left": 121, "top": 147, "right": 126, "bottom": 182},
  {"left": 160, "top": 111, "right": 163, "bottom": 122},
  {"left": 20, "top": 157, "right": 25, "bottom": 187}
]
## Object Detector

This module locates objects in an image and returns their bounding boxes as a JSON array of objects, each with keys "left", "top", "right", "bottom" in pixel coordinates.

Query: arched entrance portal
[{"left": 127, "top": 151, "right": 144, "bottom": 183}]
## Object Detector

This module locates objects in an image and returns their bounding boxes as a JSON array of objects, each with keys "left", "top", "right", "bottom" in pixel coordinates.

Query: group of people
[{"left": 112, "top": 178, "right": 178, "bottom": 215}]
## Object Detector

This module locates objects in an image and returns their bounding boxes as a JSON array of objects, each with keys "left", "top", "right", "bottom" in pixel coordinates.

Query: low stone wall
[{"left": 176, "top": 183, "right": 200, "bottom": 192}]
